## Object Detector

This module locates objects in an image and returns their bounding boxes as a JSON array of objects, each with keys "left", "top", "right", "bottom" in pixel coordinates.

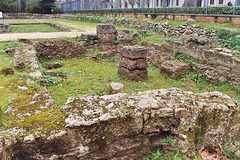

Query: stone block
[
  {"left": 118, "top": 67, "right": 148, "bottom": 81},
  {"left": 0, "top": 24, "right": 10, "bottom": 33},
  {"left": 117, "top": 30, "right": 133, "bottom": 35},
  {"left": 119, "top": 57, "right": 148, "bottom": 70},
  {"left": 161, "top": 60, "right": 190, "bottom": 79},
  {"left": 117, "top": 34, "right": 134, "bottom": 42},
  {"left": 80, "top": 33, "right": 98, "bottom": 41},
  {"left": 96, "top": 24, "right": 116, "bottom": 34},
  {"left": 109, "top": 82, "right": 124, "bottom": 92},
  {"left": 121, "top": 45, "right": 147, "bottom": 59},
  {"left": 116, "top": 30, "right": 135, "bottom": 42},
  {"left": 98, "top": 33, "right": 116, "bottom": 42}
]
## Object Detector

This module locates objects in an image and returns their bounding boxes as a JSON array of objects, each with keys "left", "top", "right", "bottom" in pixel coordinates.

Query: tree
[
  {"left": 26, "top": 0, "right": 42, "bottom": 13},
  {"left": 0, "top": 0, "right": 19, "bottom": 12},
  {"left": 40, "top": 0, "right": 55, "bottom": 14},
  {"left": 26, "top": 0, "right": 60, "bottom": 14}
]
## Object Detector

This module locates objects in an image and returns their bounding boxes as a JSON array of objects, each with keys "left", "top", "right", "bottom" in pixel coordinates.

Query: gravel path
[{"left": 0, "top": 31, "right": 90, "bottom": 41}]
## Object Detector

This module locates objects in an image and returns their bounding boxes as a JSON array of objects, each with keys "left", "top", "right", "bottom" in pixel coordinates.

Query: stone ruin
[
  {"left": 14, "top": 45, "right": 43, "bottom": 83},
  {"left": 144, "top": 36, "right": 240, "bottom": 88},
  {"left": 0, "top": 24, "right": 10, "bottom": 33},
  {"left": 118, "top": 45, "right": 148, "bottom": 81},
  {"left": 96, "top": 24, "right": 137, "bottom": 43},
  {"left": 97, "top": 24, "right": 116, "bottom": 42},
  {"left": 0, "top": 23, "right": 240, "bottom": 160},
  {"left": 161, "top": 60, "right": 190, "bottom": 79},
  {"left": 1, "top": 88, "right": 239, "bottom": 159}
]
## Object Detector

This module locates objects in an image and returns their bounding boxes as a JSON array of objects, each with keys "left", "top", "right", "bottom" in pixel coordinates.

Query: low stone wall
[
  {"left": 1, "top": 88, "right": 239, "bottom": 159},
  {"left": 2, "top": 13, "right": 63, "bottom": 19},
  {"left": 3, "top": 12, "right": 240, "bottom": 27},
  {"left": 143, "top": 37, "right": 240, "bottom": 88},
  {"left": 63, "top": 14, "right": 219, "bottom": 38},
  {"left": 72, "top": 13, "right": 240, "bottom": 27},
  {"left": 33, "top": 39, "right": 132, "bottom": 61},
  {"left": 46, "top": 23, "right": 72, "bottom": 31}
]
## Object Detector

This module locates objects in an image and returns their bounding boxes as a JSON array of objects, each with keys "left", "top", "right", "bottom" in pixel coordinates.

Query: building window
[
  {"left": 219, "top": 0, "right": 223, "bottom": 4},
  {"left": 176, "top": 0, "right": 179, "bottom": 6},
  {"left": 210, "top": 0, "right": 214, "bottom": 4}
]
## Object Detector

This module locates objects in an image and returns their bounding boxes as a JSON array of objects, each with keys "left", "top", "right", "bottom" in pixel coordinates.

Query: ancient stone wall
[
  {"left": 143, "top": 37, "right": 240, "bottom": 88},
  {"left": 2, "top": 13, "right": 63, "bottom": 19},
  {"left": 1, "top": 88, "right": 239, "bottom": 159},
  {"left": 71, "top": 13, "right": 240, "bottom": 27}
]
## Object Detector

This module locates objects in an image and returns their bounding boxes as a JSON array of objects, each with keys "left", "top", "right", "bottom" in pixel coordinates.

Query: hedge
[{"left": 64, "top": 6, "right": 240, "bottom": 15}]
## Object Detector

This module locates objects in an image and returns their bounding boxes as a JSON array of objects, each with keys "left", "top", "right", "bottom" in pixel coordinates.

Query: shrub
[
  {"left": 229, "top": 36, "right": 240, "bottom": 51},
  {"left": 0, "top": 0, "right": 19, "bottom": 12},
  {"left": 67, "top": 6, "right": 240, "bottom": 15},
  {"left": 53, "top": 5, "right": 63, "bottom": 14},
  {"left": 26, "top": 0, "right": 42, "bottom": 13},
  {"left": 217, "top": 28, "right": 232, "bottom": 40}
]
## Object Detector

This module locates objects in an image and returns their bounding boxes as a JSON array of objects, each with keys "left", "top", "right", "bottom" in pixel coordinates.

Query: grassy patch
[
  {"left": 49, "top": 18, "right": 137, "bottom": 32},
  {"left": 0, "top": 41, "right": 65, "bottom": 135},
  {"left": 42, "top": 53, "right": 239, "bottom": 106},
  {"left": 190, "top": 21, "right": 240, "bottom": 32},
  {"left": 9, "top": 24, "right": 61, "bottom": 33},
  {"left": 134, "top": 34, "right": 181, "bottom": 45}
]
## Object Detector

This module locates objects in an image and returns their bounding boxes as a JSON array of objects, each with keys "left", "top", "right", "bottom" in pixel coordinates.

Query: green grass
[
  {"left": 134, "top": 34, "right": 181, "bottom": 45},
  {"left": 0, "top": 41, "right": 65, "bottom": 134},
  {"left": 42, "top": 53, "right": 239, "bottom": 106},
  {"left": 9, "top": 24, "right": 61, "bottom": 33},
  {"left": 190, "top": 21, "right": 240, "bottom": 32},
  {"left": 49, "top": 18, "right": 137, "bottom": 32},
  {"left": 0, "top": 41, "right": 42, "bottom": 111}
]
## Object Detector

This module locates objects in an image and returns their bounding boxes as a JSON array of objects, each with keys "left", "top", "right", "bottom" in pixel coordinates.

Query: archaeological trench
[{"left": 0, "top": 22, "right": 240, "bottom": 160}]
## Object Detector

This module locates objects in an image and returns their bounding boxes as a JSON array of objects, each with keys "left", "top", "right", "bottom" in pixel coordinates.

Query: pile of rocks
[{"left": 118, "top": 45, "right": 148, "bottom": 81}]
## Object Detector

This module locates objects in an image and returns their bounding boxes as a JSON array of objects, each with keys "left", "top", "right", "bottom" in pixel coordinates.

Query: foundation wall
[{"left": 2, "top": 12, "right": 240, "bottom": 27}]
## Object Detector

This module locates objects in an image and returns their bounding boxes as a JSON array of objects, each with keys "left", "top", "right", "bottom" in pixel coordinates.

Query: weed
[
  {"left": 229, "top": 36, "right": 240, "bottom": 51},
  {"left": 43, "top": 75, "right": 58, "bottom": 86},
  {"left": 147, "top": 149, "right": 185, "bottom": 160},
  {"left": 182, "top": 71, "right": 206, "bottom": 83},
  {"left": 112, "top": 40, "right": 120, "bottom": 45},
  {"left": 160, "top": 135, "right": 174, "bottom": 145},
  {"left": 95, "top": 52, "right": 102, "bottom": 60},
  {"left": 217, "top": 142, "right": 240, "bottom": 159},
  {"left": 206, "top": 26, "right": 216, "bottom": 34}
]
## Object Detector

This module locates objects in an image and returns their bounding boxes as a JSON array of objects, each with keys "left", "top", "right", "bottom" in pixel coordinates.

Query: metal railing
[{"left": 61, "top": 0, "right": 240, "bottom": 15}]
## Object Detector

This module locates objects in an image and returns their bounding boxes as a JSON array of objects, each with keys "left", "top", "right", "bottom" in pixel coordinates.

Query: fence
[{"left": 60, "top": 0, "right": 240, "bottom": 15}]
